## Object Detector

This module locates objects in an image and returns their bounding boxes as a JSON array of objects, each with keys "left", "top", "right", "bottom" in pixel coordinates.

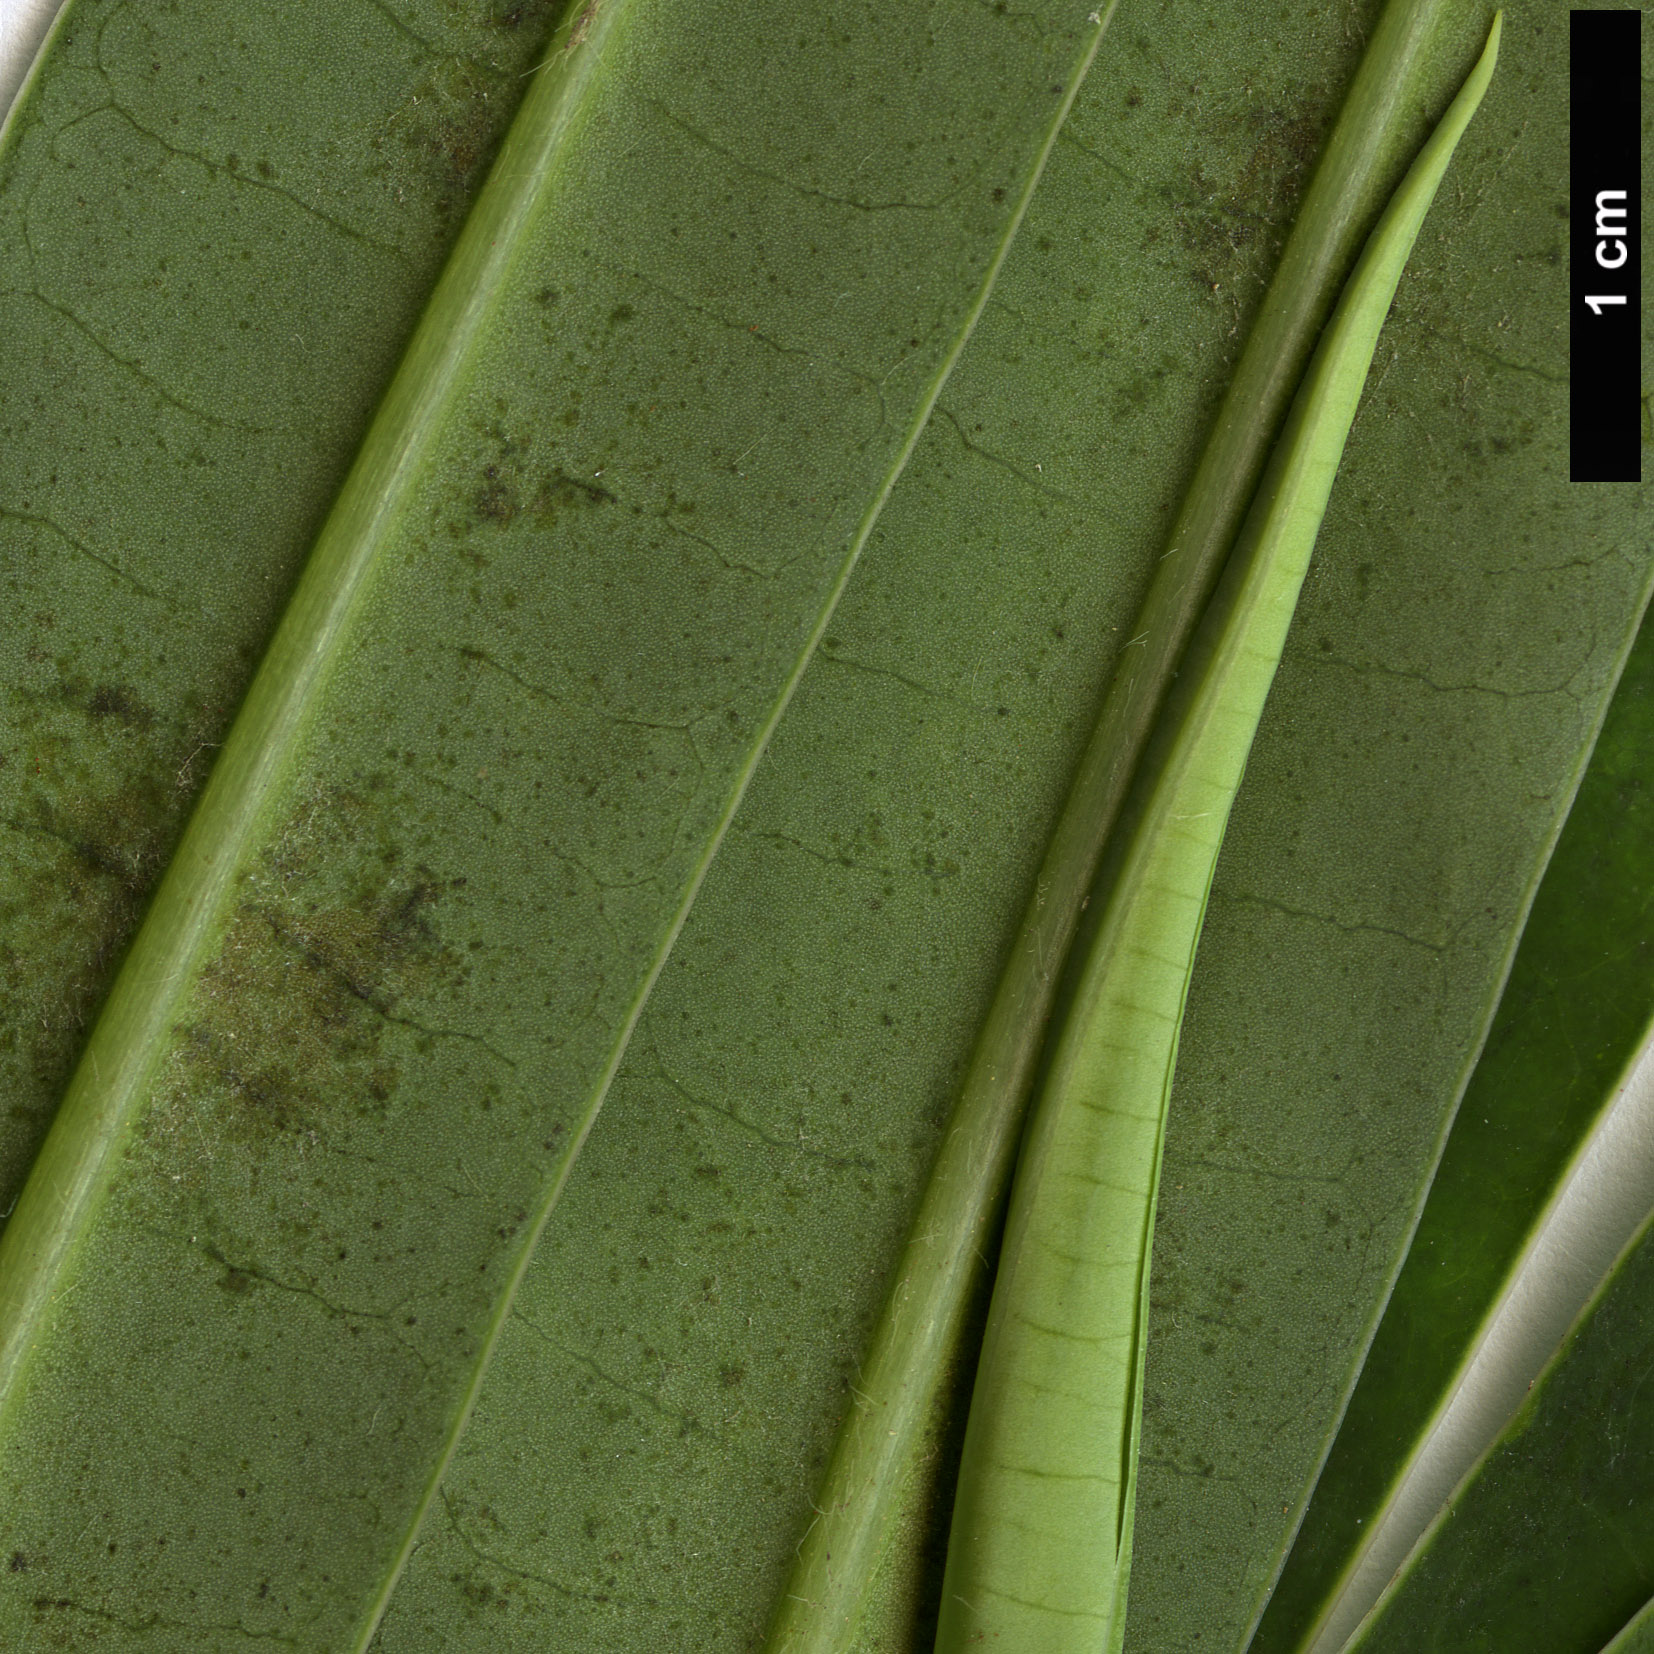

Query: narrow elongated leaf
[
  {"left": 935, "top": 31, "right": 1500, "bottom": 1648},
  {"left": 1126, "top": 3, "right": 1651, "bottom": 1644},
  {"left": 0, "top": 0, "right": 568, "bottom": 1220},
  {"left": 2, "top": 0, "right": 1648, "bottom": 1646},
  {"left": 1346, "top": 1205, "right": 1654, "bottom": 1653},
  {"left": 0, "top": 0, "right": 1111, "bottom": 1642},
  {"left": 364, "top": 4, "right": 1646, "bottom": 1651},
  {"left": 1257, "top": 609, "right": 1654, "bottom": 1654},
  {"left": 372, "top": 7, "right": 1462, "bottom": 1646},
  {"left": 768, "top": 6, "right": 1504, "bottom": 1647}
]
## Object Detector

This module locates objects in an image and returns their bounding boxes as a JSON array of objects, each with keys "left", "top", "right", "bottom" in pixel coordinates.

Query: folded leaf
[
  {"left": 1126, "top": 2, "right": 1652, "bottom": 1642},
  {"left": 769, "top": 4, "right": 1510, "bottom": 1647},
  {"left": 0, "top": 0, "right": 1113, "bottom": 1643},
  {"left": 371, "top": 5, "right": 1464, "bottom": 1646},
  {"left": 1346, "top": 1204, "right": 1654, "bottom": 1653},
  {"left": 367, "top": 3, "right": 1648, "bottom": 1651},
  {"left": 1257, "top": 606, "right": 1654, "bottom": 1653},
  {"left": 934, "top": 29, "right": 1500, "bottom": 1650},
  {"left": 2, "top": 0, "right": 1646, "bottom": 1647}
]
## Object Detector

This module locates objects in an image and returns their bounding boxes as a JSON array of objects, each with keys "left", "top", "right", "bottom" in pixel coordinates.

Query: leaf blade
[
  {"left": 363, "top": 4, "right": 1645, "bottom": 1650},
  {"left": 1257, "top": 607, "right": 1654, "bottom": 1654},
  {"left": 763, "top": 6, "right": 1515, "bottom": 1646},
  {"left": 1347, "top": 1203, "right": 1654, "bottom": 1653},
  {"left": 0, "top": 0, "right": 570, "bottom": 1229},
  {"left": 0, "top": 0, "right": 1113, "bottom": 1642},
  {"left": 933, "top": 31, "right": 1502, "bottom": 1645},
  {"left": 0, "top": 0, "right": 623, "bottom": 1419},
  {"left": 1126, "top": 4, "right": 1652, "bottom": 1641}
]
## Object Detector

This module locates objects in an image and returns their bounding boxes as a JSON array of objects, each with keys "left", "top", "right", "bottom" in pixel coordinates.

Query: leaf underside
[
  {"left": 1126, "top": 6, "right": 1649, "bottom": 1646},
  {"left": 933, "top": 26, "right": 1503, "bottom": 1645},
  {"left": 0, "top": 0, "right": 1109, "bottom": 1644},
  {"left": 0, "top": 0, "right": 1646, "bottom": 1651}
]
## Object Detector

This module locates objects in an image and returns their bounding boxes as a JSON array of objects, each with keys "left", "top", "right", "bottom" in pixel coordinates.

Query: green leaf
[
  {"left": 765, "top": 8, "right": 1513, "bottom": 1648},
  {"left": 1125, "top": 5, "right": 1650, "bottom": 1643},
  {"left": 367, "top": 5, "right": 1641, "bottom": 1652},
  {"left": 0, "top": 0, "right": 1646, "bottom": 1648},
  {"left": 1345, "top": 1205, "right": 1654, "bottom": 1653},
  {"left": 1256, "top": 609, "right": 1654, "bottom": 1654},
  {"left": 1605, "top": 1595, "right": 1654, "bottom": 1654},
  {"left": 764, "top": 9, "right": 1521, "bottom": 1640},
  {"left": 0, "top": 0, "right": 568, "bottom": 1221},
  {"left": 934, "top": 28, "right": 1501, "bottom": 1648},
  {"left": 0, "top": 0, "right": 1111, "bottom": 1642}
]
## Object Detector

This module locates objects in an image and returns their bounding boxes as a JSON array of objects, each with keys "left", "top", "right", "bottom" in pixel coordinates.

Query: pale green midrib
[
  {"left": 349, "top": 5, "right": 1129, "bottom": 1645},
  {"left": 0, "top": 0, "right": 614, "bottom": 1435},
  {"left": 1603, "top": 1591, "right": 1654, "bottom": 1654},
  {"left": 1095, "top": 690, "right": 1233, "bottom": 1654},
  {"left": 1108, "top": 984, "right": 1177, "bottom": 1654},
  {"left": 759, "top": 7, "right": 1489, "bottom": 1649},
  {"left": 931, "top": 429, "right": 1314, "bottom": 1648},
  {"left": 934, "top": 19, "right": 1503, "bottom": 1644},
  {"left": 1114, "top": 860, "right": 1205, "bottom": 1553},
  {"left": 1109, "top": 32, "right": 1478, "bottom": 1647},
  {"left": 959, "top": 352, "right": 1309, "bottom": 1593}
]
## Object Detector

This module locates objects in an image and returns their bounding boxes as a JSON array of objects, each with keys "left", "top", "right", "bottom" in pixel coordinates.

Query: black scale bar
[{"left": 1571, "top": 9, "right": 1643, "bottom": 483}]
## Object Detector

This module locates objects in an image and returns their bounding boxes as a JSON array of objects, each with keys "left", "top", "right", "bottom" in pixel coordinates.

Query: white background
[{"left": 0, "top": 0, "right": 59, "bottom": 120}]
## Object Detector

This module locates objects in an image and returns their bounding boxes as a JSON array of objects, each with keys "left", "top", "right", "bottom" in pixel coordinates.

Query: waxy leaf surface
[
  {"left": 1259, "top": 608, "right": 1654, "bottom": 1654},
  {"left": 1348, "top": 1207, "right": 1654, "bottom": 1653},
  {"left": 0, "top": 1, "right": 1646, "bottom": 1651},
  {"left": 0, "top": 0, "right": 568, "bottom": 1216},
  {"left": 1130, "top": 5, "right": 1648, "bottom": 1643},
  {"left": 367, "top": 4, "right": 1646, "bottom": 1652}
]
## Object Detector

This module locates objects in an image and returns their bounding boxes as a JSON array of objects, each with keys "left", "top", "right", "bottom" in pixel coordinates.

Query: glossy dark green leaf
[
  {"left": 1256, "top": 608, "right": 1654, "bottom": 1654},
  {"left": 0, "top": 0, "right": 1111, "bottom": 1644},
  {"left": 1346, "top": 1207, "right": 1654, "bottom": 1653}
]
